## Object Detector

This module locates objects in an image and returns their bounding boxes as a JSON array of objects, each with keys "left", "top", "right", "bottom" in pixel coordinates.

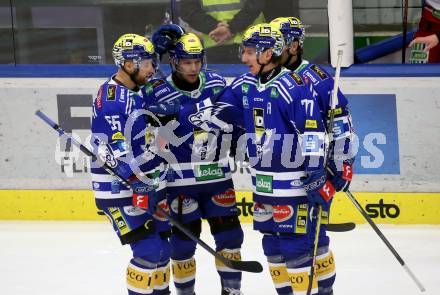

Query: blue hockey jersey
[
  {"left": 91, "top": 77, "right": 165, "bottom": 209},
  {"left": 295, "top": 60, "right": 354, "bottom": 154},
  {"left": 217, "top": 68, "right": 327, "bottom": 205},
  {"left": 142, "top": 71, "right": 234, "bottom": 188}
]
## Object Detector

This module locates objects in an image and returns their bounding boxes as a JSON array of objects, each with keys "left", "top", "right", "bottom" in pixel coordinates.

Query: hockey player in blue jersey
[
  {"left": 270, "top": 17, "right": 356, "bottom": 295},
  {"left": 203, "top": 23, "right": 337, "bottom": 295},
  {"left": 91, "top": 33, "right": 171, "bottom": 295},
  {"left": 144, "top": 28, "right": 244, "bottom": 295}
]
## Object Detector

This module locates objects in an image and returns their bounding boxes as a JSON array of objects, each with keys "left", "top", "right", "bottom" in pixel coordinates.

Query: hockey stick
[
  {"left": 402, "top": 0, "right": 409, "bottom": 63},
  {"left": 345, "top": 190, "right": 425, "bottom": 291},
  {"left": 326, "top": 222, "right": 355, "bottom": 232},
  {"left": 307, "top": 49, "right": 344, "bottom": 295},
  {"left": 35, "top": 110, "right": 263, "bottom": 274},
  {"left": 329, "top": 183, "right": 425, "bottom": 292}
]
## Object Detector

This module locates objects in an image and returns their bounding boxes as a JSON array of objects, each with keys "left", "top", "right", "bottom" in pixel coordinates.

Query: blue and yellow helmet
[
  {"left": 171, "top": 33, "right": 205, "bottom": 60},
  {"left": 241, "top": 23, "right": 285, "bottom": 57},
  {"left": 112, "top": 33, "right": 156, "bottom": 67},
  {"left": 270, "top": 17, "right": 305, "bottom": 47}
]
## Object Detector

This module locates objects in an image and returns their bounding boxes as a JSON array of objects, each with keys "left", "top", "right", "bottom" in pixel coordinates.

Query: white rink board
[{"left": 0, "top": 77, "right": 440, "bottom": 192}]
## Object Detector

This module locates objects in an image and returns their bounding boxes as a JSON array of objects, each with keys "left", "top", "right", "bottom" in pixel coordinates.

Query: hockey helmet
[
  {"left": 270, "top": 17, "right": 305, "bottom": 47},
  {"left": 171, "top": 33, "right": 205, "bottom": 60},
  {"left": 112, "top": 33, "right": 157, "bottom": 68},
  {"left": 241, "top": 23, "right": 285, "bottom": 57}
]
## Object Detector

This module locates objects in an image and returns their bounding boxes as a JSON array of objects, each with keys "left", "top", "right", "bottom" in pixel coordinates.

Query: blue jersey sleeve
[{"left": 91, "top": 83, "right": 149, "bottom": 179}]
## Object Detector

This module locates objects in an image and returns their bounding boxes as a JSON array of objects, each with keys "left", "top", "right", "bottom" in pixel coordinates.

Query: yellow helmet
[
  {"left": 112, "top": 33, "right": 156, "bottom": 67},
  {"left": 171, "top": 33, "right": 205, "bottom": 60},
  {"left": 270, "top": 17, "right": 305, "bottom": 47},
  {"left": 241, "top": 23, "right": 284, "bottom": 56}
]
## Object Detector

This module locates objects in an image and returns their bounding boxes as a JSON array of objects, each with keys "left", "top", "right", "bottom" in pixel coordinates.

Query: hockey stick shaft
[
  {"left": 344, "top": 189, "right": 425, "bottom": 292},
  {"left": 402, "top": 0, "right": 409, "bottom": 63},
  {"left": 35, "top": 110, "right": 263, "bottom": 273},
  {"left": 307, "top": 49, "right": 344, "bottom": 295}
]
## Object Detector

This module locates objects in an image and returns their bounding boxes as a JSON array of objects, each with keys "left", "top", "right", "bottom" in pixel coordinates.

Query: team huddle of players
[{"left": 90, "top": 17, "right": 355, "bottom": 295}]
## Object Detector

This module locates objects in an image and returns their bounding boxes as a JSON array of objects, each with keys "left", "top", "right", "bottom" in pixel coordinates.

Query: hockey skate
[{"left": 221, "top": 287, "right": 243, "bottom": 295}]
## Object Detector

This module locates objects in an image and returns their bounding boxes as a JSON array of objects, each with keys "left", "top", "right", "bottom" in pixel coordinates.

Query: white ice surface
[{"left": 0, "top": 221, "right": 438, "bottom": 295}]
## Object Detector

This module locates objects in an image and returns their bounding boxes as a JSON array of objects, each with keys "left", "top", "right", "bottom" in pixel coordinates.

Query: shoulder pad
[{"left": 309, "top": 64, "right": 329, "bottom": 80}]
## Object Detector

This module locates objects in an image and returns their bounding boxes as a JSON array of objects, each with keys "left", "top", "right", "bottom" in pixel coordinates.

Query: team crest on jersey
[
  {"left": 310, "top": 65, "right": 328, "bottom": 80},
  {"left": 241, "top": 84, "right": 250, "bottom": 94},
  {"left": 270, "top": 87, "right": 279, "bottom": 98},
  {"left": 290, "top": 72, "right": 304, "bottom": 85},
  {"left": 213, "top": 87, "right": 222, "bottom": 95},
  {"left": 107, "top": 85, "right": 116, "bottom": 101}
]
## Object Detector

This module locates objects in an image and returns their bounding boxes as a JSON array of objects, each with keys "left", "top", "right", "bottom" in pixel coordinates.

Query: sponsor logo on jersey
[
  {"left": 303, "top": 134, "right": 320, "bottom": 153},
  {"left": 290, "top": 72, "right": 304, "bottom": 85},
  {"left": 295, "top": 204, "right": 308, "bottom": 233},
  {"left": 155, "top": 87, "right": 170, "bottom": 97},
  {"left": 153, "top": 199, "right": 170, "bottom": 221},
  {"left": 332, "top": 120, "right": 344, "bottom": 138},
  {"left": 119, "top": 87, "right": 126, "bottom": 102},
  {"left": 253, "top": 202, "right": 273, "bottom": 222},
  {"left": 327, "top": 107, "right": 342, "bottom": 118},
  {"left": 195, "top": 164, "right": 225, "bottom": 181},
  {"left": 112, "top": 131, "right": 126, "bottom": 141},
  {"left": 253, "top": 108, "right": 265, "bottom": 143},
  {"left": 281, "top": 76, "right": 293, "bottom": 87},
  {"left": 241, "top": 84, "right": 249, "bottom": 94},
  {"left": 170, "top": 197, "right": 199, "bottom": 214},
  {"left": 273, "top": 205, "right": 294, "bottom": 223},
  {"left": 270, "top": 87, "right": 279, "bottom": 98},
  {"left": 111, "top": 179, "right": 121, "bottom": 194},
  {"left": 256, "top": 174, "right": 273, "bottom": 193},
  {"left": 310, "top": 65, "right": 328, "bottom": 80},
  {"left": 92, "top": 181, "right": 100, "bottom": 190},
  {"left": 305, "top": 119, "right": 318, "bottom": 129},
  {"left": 290, "top": 179, "right": 303, "bottom": 188},
  {"left": 211, "top": 189, "right": 236, "bottom": 207},
  {"left": 107, "top": 85, "right": 116, "bottom": 101},
  {"left": 305, "top": 71, "right": 317, "bottom": 84},
  {"left": 123, "top": 206, "right": 146, "bottom": 216},
  {"left": 152, "top": 79, "right": 165, "bottom": 88},
  {"left": 96, "top": 87, "right": 103, "bottom": 108}
]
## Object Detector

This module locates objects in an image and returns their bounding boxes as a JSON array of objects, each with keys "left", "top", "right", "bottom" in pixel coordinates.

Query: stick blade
[
  {"left": 327, "top": 222, "right": 356, "bottom": 232},
  {"left": 226, "top": 260, "right": 263, "bottom": 273}
]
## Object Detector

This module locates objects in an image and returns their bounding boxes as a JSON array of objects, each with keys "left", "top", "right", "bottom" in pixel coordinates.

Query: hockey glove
[
  {"left": 328, "top": 158, "right": 354, "bottom": 192},
  {"left": 302, "top": 170, "right": 336, "bottom": 211},
  {"left": 130, "top": 180, "right": 159, "bottom": 215},
  {"left": 146, "top": 99, "right": 181, "bottom": 116},
  {"left": 152, "top": 24, "right": 185, "bottom": 56}
]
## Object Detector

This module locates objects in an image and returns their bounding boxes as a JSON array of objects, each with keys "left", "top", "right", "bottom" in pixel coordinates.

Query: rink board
[{"left": 1, "top": 190, "right": 440, "bottom": 224}]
